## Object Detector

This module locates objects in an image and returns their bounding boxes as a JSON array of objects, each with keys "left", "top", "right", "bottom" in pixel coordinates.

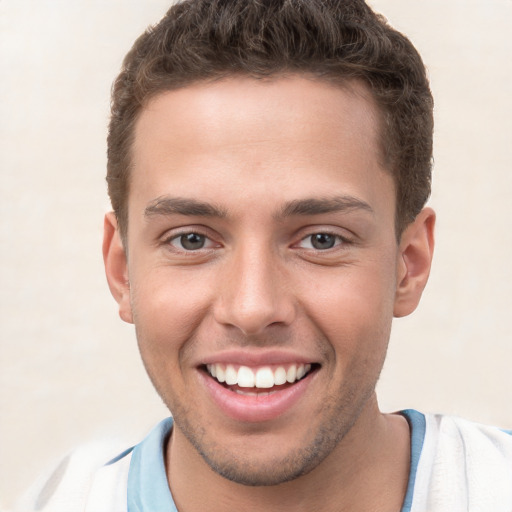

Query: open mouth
[{"left": 203, "top": 363, "right": 319, "bottom": 396}]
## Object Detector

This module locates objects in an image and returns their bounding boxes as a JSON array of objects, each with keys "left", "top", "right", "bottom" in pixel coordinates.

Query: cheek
[
  {"left": 301, "top": 261, "right": 396, "bottom": 360},
  {"left": 129, "top": 268, "right": 213, "bottom": 365}
]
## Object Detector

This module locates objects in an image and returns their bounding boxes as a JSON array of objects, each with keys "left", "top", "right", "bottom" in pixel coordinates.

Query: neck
[{"left": 166, "top": 397, "right": 410, "bottom": 512}]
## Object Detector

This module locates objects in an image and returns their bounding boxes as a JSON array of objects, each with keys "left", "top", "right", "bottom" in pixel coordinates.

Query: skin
[{"left": 103, "top": 76, "right": 435, "bottom": 512}]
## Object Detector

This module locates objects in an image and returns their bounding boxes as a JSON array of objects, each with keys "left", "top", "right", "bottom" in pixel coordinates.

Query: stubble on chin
[{"left": 167, "top": 379, "right": 376, "bottom": 488}]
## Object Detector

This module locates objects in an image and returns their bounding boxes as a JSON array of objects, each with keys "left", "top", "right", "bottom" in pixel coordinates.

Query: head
[
  {"left": 107, "top": 0, "right": 433, "bottom": 243},
  {"left": 103, "top": 0, "right": 435, "bottom": 490}
]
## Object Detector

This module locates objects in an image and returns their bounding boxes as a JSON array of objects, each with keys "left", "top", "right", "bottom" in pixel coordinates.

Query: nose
[{"left": 213, "top": 245, "right": 296, "bottom": 336}]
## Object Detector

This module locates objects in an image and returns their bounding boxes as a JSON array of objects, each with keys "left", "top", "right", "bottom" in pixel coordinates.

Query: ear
[
  {"left": 393, "top": 207, "right": 436, "bottom": 318},
  {"left": 103, "top": 212, "right": 133, "bottom": 323}
]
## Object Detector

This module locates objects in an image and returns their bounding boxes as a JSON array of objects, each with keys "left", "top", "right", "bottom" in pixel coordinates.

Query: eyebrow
[
  {"left": 144, "top": 194, "right": 373, "bottom": 220},
  {"left": 144, "top": 196, "right": 228, "bottom": 218},
  {"left": 277, "top": 196, "right": 374, "bottom": 218}
]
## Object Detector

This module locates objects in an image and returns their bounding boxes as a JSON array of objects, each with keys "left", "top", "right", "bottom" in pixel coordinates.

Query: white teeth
[
  {"left": 235, "top": 389, "right": 257, "bottom": 396},
  {"left": 216, "top": 365, "right": 226, "bottom": 383},
  {"left": 225, "top": 364, "right": 237, "bottom": 385},
  {"left": 235, "top": 389, "right": 272, "bottom": 397},
  {"left": 207, "top": 363, "right": 313, "bottom": 389},
  {"left": 274, "top": 366, "right": 287, "bottom": 385},
  {"left": 255, "top": 367, "right": 274, "bottom": 388},
  {"left": 237, "top": 366, "right": 255, "bottom": 388},
  {"left": 286, "top": 365, "right": 297, "bottom": 383}
]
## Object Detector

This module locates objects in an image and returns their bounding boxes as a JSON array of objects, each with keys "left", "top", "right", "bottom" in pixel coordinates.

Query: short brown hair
[{"left": 107, "top": 0, "right": 433, "bottom": 240}]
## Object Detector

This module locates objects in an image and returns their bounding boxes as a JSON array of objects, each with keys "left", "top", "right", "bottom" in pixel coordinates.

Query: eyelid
[
  {"left": 160, "top": 226, "right": 222, "bottom": 251},
  {"left": 296, "top": 233, "right": 347, "bottom": 250},
  {"left": 292, "top": 226, "right": 354, "bottom": 248},
  {"left": 170, "top": 233, "right": 217, "bottom": 250}
]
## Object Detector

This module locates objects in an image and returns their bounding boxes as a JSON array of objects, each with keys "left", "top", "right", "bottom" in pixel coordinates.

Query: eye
[
  {"left": 169, "top": 232, "right": 214, "bottom": 251},
  {"left": 298, "top": 233, "right": 343, "bottom": 250}
]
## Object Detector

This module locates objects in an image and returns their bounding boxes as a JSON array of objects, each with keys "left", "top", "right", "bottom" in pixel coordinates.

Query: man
[{"left": 27, "top": 0, "right": 512, "bottom": 511}]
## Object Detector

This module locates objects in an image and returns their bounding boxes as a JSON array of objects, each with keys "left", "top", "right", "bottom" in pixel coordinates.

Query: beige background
[{"left": 1, "top": 0, "right": 511, "bottom": 508}]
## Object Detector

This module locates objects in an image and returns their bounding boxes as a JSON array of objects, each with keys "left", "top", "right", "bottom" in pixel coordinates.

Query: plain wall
[{"left": 1, "top": 0, "right": 511, "bottom": 508}]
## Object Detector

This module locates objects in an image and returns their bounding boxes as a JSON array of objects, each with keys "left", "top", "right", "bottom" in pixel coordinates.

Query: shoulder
[
  {"left": 17, "top": 418, "right": 175, "bottom": 512},
  {"left": 413, "top": 413, "right": 512, "bottom": 512},
  {"left": 425, "top": 413, "right": 512, "bottom": 468},
  {"left": 16, "top": 441, "right": 133, "bottom": 512}
]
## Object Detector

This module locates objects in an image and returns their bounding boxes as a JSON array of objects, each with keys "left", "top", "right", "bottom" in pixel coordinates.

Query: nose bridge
[{"left": 214, "top": 239, "right": 294, "bottom": 335}]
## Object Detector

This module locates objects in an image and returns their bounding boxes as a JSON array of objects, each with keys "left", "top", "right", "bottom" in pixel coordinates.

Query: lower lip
[{"left": 200, "top": 369, "right": 315, "bottom": 423}]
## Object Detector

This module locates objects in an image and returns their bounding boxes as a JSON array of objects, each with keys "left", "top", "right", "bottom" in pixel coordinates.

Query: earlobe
[
  {"left": 393, "top": 207, "right": 436, "bottom": 318},
  {"left": 102, "top": 212, "right": 133, "bottom": 324}
]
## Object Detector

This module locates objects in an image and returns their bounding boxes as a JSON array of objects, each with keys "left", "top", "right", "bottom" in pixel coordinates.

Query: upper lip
[{"left": 198, "top": 349, "right": 319, "bottom": 367}]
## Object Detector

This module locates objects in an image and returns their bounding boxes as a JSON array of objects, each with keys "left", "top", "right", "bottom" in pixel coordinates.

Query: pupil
[
  {"left": 181, "top": 233, "right": 205, "bottom": 250},
  {"left": 311, "top": 233, "right": 335, "bottom": 250}
]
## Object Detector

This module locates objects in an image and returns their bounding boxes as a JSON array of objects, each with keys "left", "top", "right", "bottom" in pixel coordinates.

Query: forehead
[
  {"left": 133, "top": 76, "right": 382, "bottom": 161},
  {"left": 129, "top": 76, "right": 393, "bottom": 219}
]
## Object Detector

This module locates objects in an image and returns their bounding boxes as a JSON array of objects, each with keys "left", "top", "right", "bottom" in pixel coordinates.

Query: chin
[
  {"left": 198, "top": 447, "right": 325, "bottom": 487},
  {"left": 176, "top": 410, "right": 354, "bottom": 487}
]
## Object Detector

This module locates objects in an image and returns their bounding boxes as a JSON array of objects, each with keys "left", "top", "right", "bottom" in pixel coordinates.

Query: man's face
[{"left": 118, "top": 77, "right": 403, "bottom": 484}]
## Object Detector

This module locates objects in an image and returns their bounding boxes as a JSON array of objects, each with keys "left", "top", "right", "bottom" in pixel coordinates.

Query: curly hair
[{"left": 107, "top": 0, "right": 433, "bottom": 240}]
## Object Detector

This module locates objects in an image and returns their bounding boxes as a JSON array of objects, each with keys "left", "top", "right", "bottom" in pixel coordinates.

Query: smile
[
  {"left": 206, "top": 363, "right": 313, "bottom": 389},
  {"left": 199, "top": 356, "right": 320, "bottom": 422}
]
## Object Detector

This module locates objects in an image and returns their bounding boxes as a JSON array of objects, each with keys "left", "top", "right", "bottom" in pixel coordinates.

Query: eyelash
[
  {"left": 159, "top": 227, "right": 353, "bottom": 255},
  {"left": 295, "top": 232, "right": 351, "bottom": 251},
  {"left": 162, "top": 229, "right": 219, "bottom": 252}
]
